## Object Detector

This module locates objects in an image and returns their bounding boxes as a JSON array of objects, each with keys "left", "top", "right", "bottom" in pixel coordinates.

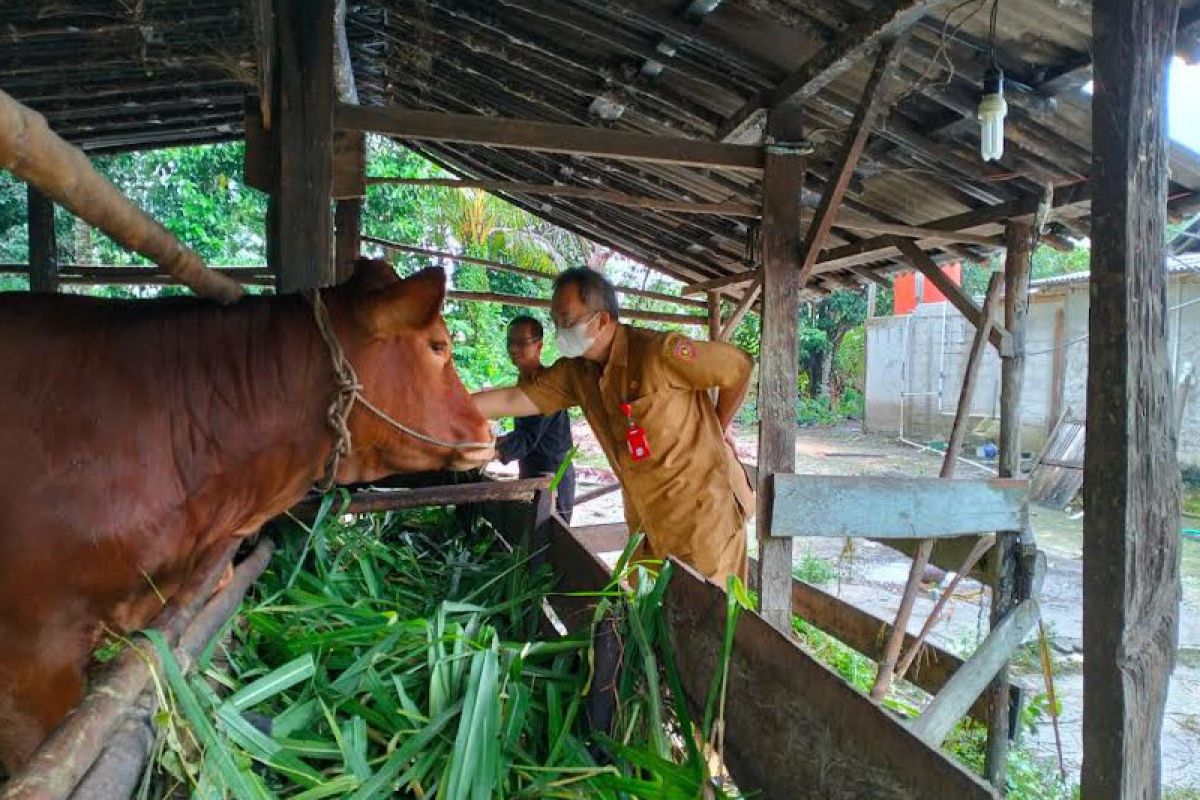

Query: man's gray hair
[{"left": 553, "top": 267, "right": 620, "bottom": 322}]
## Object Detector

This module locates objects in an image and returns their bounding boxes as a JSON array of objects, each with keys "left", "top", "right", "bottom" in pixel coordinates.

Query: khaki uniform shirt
[{"left": 519, "top": 324, "right": 755, "bottom": 585}]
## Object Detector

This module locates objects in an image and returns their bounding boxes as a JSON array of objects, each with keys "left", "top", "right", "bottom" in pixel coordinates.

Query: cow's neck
[{"left": 166, "top": 293, "right": 339, "bottom": 533}]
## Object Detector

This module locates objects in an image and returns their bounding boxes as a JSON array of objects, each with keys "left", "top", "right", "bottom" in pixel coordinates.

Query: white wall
[{"left": 863, "top": 272, "right": 1200, "bottom": 466}]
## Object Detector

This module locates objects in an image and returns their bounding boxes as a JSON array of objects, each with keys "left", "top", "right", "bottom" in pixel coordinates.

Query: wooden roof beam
[
  {"left": 446, "top": 290, "right": 707, "bottom": 327},
  {"left": 365, "top": 176, "right": 759, "bottom": 216},
  {"left": 798, "top": 38, "right": 907, "bottom": 287},
  {"left": 336, "top": 104, "right": 764, "bottom": 172},
  {"left": 895, "top": 238, "right": 1011, "bottom": 356},
  {"left": 682, "top": 269, "right": 760, "bottom": 296},
  {"left": 815, "top": 183, "right": 1092, "bottom": 270},
  {"left": 361, "top": 236, "right": 709, "bottom": 311},
  {"left": 717, "top": 0, "right": 950, "bottom": 143}
]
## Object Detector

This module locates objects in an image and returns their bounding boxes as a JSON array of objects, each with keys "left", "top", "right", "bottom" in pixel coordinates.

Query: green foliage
[
  {"left": 792, "top": 551, "right": 836, "bottom": 585},
  {"left": 139, "top": 510, "right": 748, "bottom": 798}
]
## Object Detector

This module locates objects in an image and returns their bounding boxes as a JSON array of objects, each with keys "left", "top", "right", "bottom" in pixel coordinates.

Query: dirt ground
[{"left": 539, "top": 419, "right": 1200, "bottom": 791}]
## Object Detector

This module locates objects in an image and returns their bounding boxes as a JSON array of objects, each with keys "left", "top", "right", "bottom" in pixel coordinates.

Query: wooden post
[
  {"left": 270, "top": 0, "right": 336, "bottom": 293},
  {"left": 755, "top": 106, "right": 803, "bottom": 632},
  {"left": 27, "top": 186, "right": 57, "bottom": 293},
  {"left": 707, "top": 291, "right": 722, "bottom": 341},
  {"left": 1084, "top": 1, "right": 1183, "bottom": 797},
  {"left": 984, "top": 219, "right": 1034, "bottom": 784},
  {"left": 334, "top": 197, "right": 362, "bottom": 282}
]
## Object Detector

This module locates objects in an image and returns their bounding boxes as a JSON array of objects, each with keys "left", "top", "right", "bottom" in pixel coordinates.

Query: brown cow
[{"left": 0, "top": 259, "right": 493, "bottom": 772}]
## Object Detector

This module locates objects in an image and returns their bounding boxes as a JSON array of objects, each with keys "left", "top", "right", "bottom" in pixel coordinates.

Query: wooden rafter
[
  {"left": 798, "top": 37, "right": 907, "bottom": 285},
  {"left": 365, "top": 176, "right": 759, "bottom": 216},
  {"left": 682, "top": 269, "right": 760, "bottom": 296},
  {"left": 719, "top": 275, "right": 764, "bottom": 340},
  {"left": 894, "top": 238, "right": 1012, "bottom": 355},
  {"left": 815, "top": 185, "right": 1093, "bottom": 272},
  {"left": 360, "top": 236, "right": 709, "bottom": 311},
  {"left": 445, "top": 289, "right": 706, "bottom": 327},
  {"left": 336, "top": 104, "right": 764, "bottom": 172},
  {"left": 718, "top": 0, "right": 949, "bottom": 143},
  {"left": 835, "top": 220, "right": 1001, "bottom": 246}
]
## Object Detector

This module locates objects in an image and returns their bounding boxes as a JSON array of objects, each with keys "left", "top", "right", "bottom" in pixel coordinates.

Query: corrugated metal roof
[
  {"left": 1030, "top": 252, "right": 1200, "bottom": 289},
  {"left": 4, "top": 0, "right": 1200, "bottom": 291}
]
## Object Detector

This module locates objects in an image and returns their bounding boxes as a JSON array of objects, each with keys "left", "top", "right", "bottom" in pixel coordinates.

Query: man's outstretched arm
[{"left": 473, "top": 385, "right": 541, "bottom": 420}]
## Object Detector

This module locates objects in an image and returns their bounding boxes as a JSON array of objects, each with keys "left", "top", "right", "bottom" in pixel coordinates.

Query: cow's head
[{"left": 327, "top": 259, "right": 493, "bottom": 479}]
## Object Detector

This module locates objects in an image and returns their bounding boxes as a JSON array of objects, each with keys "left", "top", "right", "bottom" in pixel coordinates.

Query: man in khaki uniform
[{"left": 474, "top": 268, "right": 755, "bottom": 585}]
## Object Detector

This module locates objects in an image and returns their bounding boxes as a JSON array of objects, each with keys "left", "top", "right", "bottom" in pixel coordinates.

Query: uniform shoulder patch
[{"left": 669, "top": 335, "right": 697, "bottom": 361}]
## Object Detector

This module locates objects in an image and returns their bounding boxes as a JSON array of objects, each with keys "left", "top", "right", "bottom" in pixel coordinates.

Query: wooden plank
[
  {"left": 544, "top": 519, "right": 613, "bottom": 634},
  {"left": 290, "top": 477, "right": 552, "bottom": 516},
  {"left": 27, "top": 186, "right": 57, "bottom": 293},
  {"left": 910, "top": 599, "right": 1041, "bottom": 748},
  {"left": 444, "top": 289, "right": 707, "bottom": 327},
  {"left": 681, "top": 269, "right": 759, "bottom": 297},
  {"left": 798, "top": 40, "right": 907, "bottom": 283},
  {"left": 570, "top": 522, "right": 630, "bottom": 555},
  {"left": 746, "top": 557, "right": 1016, "bottom": 722},
  {"left": 718, "top": 0, "right": 948, "bottom": 143},
  {"left": 895, "top": 238, "right": 1011, "bottom": 355},
  {"left": 663, "top": 559, "right": 998, "bottom": 800},
  {"left": 755, "top": 106, "right": 803, "bottom": 631},
  {"left": 1083, "top": 2, "right": 1183, "bottom": 797},
  {"left": 985, "top": 219, "right": 1035, "bottom": 782},
  {"left": 336, "top": 104, "right": 764, "bottom": 172},
  {"left": 363, "top": 236, "right": 708, "bottom": 310},
  {"left": 272, "top": 0, "right": 335, "bottom": 293},
  {"left": 365, "top": 176, "right": 760, "bottom": 217},
  {"left": 770, "top": 475, "right": 1028, "bottom": 539}
]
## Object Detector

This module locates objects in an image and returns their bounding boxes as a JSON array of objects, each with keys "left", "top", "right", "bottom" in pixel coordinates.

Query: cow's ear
[
  {"left": 345, "top": 258, "right": 400, "bottom": 293},
  {"left": 356, "top": 267, "right": 446, "bottom": 335}
]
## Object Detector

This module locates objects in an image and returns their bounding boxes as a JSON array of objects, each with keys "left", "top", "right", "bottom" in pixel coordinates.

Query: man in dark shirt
[{"left": 496, "top": 316, "right": 576, "bottom": 521}]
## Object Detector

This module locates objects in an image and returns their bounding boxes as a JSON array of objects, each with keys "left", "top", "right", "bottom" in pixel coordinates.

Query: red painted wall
[{"left": 893, "top": 261, "right": 962, "bottom": 315}]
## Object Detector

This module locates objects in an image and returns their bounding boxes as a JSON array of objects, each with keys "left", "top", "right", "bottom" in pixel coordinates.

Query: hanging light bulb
[{"left": 978, "top": 66, "right": 1007, "bottom": 162}]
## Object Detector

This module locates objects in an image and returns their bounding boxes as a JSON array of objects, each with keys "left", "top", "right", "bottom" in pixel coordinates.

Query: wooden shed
[{"left": 1, "top": 0, "right": 1196, "bottom": 797}]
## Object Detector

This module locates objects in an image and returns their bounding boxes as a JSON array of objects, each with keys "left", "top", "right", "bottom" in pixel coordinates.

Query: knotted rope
[{"left": 306, "top": 290, "right": 494, "bottom": 491}]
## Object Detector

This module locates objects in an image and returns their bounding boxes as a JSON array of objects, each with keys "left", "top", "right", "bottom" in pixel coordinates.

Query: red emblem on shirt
[
  {"left": 672, "top": 338, "right": 697, "bottom": 361},
  {"left": 619, "top": 402, "right": 652, "bottom": 461}
]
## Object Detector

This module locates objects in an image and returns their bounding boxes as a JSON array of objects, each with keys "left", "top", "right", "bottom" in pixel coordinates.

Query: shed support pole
[
  {"left": 755, "top": 106, "right": 803, "bottom": 632},
  {"left": 1083, "top": 1, "right": 1182, "bottom": 796},
  {"left": 27, "top": 186, "right": 57, "bottom": 294},
  {"left": 270, "top": 0, "right": 336, "bottom": 293},
  {"left": 984, "top": 219, "right": 1034, "bottom": 786},
  {"left": 334, "top": 197, "right": 362, "bottom": 282},
  {"left": 707, "top": 291, "right": 722, "bottom": 341}
]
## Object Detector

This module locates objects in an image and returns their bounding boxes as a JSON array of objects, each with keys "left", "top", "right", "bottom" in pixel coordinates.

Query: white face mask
[{"left": 555, "top": 312, "right": 599, "bottom": 358}]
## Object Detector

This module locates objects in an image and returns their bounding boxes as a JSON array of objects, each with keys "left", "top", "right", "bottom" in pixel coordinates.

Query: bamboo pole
[
  {"left": 870, "top": 271, "right": 1004, "bottom": 701},
  {"left": 0, "top": 89, "right": 243, "bottom": 304}
]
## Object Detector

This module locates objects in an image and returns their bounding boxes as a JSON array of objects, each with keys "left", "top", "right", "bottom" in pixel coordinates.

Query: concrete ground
[{"left": 549, "top": 419, "right": 1200, "bottom": 792}]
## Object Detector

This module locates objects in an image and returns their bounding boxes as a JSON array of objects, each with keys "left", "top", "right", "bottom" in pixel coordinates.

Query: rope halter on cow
[{"left": 306, "top": 290, "right": 495, "bottom": 491}]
